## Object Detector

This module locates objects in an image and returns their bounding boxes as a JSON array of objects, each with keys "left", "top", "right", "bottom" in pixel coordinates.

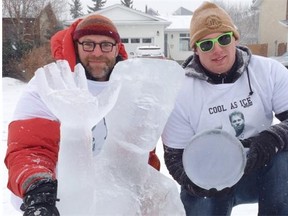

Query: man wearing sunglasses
[
  {"left": 162, "top": 1, "right": 288, "bottom": 215},
  {"left": 5, "top": 14, "right": 160, "bottom": 215}
]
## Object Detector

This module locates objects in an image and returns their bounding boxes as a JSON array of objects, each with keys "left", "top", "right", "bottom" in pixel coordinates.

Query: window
[
  {"left": 142, "top": 38, "right": 152, "bottom": 43},
  {"left": 179, "top": 33, "right": 192, "bottom": 51},
  {"left": 121, "top": 38, "right": 129, "bottom": 43},
  {"left": 131, "top": 38, "right": 140, "bottom": 43}
]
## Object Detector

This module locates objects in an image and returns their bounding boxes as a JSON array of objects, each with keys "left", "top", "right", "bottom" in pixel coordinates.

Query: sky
[{"left": 81, "top": 0, "right": 253, "bottom": 16}]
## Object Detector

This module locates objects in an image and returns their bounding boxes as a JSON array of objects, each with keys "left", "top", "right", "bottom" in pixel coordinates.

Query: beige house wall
[{"left": 257, "top": 0, "right": 288, "bottom": 56}]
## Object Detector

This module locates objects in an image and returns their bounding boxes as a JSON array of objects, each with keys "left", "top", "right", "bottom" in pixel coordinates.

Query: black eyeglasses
[
  {"left": 195, "top": 32, "right": 233, "bottom": 52},
  {"left": 77, "top": 41, "right": 116, "bottom": 53}
]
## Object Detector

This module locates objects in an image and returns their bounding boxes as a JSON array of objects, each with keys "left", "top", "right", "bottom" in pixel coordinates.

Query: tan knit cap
[{"left": 190, "top": 1, "right": 239, "bottom": 48}]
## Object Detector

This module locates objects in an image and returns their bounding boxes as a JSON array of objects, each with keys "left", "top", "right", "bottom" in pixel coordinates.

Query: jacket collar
[{"left": 183, "top": 45, "right": 252, "bottom": 84}]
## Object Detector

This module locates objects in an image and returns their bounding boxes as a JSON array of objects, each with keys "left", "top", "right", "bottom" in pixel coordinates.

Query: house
[
  {"left": 2, "top": 17, "right": 37, "bottom": 43},
  {"left": 154, "top": 7, "right": 193, "bottom": 62},
  {"left": 65, "top": 4, "right": 171, "bottom": 59},
  {"left": 65, "top": 4, "right": 195, "bottom": 62},
  {"left": 252, "top": 0, "right": 288, "bottom": 56},
  {"left": 162, "top": 14, "right": 193, "bottom": 62},
  {"left": 145, "top": 7, "right": 160, "bottom": 16},
  {"left": 172, "top": 7, "right": 193, "bottom": 16},
  {"left": 2, "top": 3, "right": 60, "bottom": 45},
  {"left": 36, "top": 3, "right": 62, "bottom": 43}
]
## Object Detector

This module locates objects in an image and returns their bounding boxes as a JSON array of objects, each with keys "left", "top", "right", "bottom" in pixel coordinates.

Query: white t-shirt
[{"left": 162, "top": 55, "right": 288, "bottom": 149}]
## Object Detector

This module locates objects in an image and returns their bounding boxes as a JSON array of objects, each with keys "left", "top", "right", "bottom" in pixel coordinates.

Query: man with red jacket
[{"left": 5, "top": 14, "right": 160, "bottom": 215}]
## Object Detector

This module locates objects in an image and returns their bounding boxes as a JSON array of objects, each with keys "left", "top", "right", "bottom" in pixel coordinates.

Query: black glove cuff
[
  {"left": 185, "top": 181, "right": 207, "bottom": 197},
  {"left": 23, "top": 203, "right": 60, "bottom": 216},
  {"left": 184, "top": 180, "right": 233, "bottom": 198},
  {"left": 23, "top": 179, "right": 59, "bottom": 208}
]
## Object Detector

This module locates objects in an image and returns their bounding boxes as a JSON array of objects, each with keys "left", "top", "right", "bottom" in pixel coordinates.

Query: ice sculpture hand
[{"left": 34, "top": 60, "right": 121, "bottom": 128}]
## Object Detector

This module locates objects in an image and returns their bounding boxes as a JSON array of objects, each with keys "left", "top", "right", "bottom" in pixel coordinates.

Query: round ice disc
[{"left": 183, "top": 129, "right": 246, "bottom": 190}]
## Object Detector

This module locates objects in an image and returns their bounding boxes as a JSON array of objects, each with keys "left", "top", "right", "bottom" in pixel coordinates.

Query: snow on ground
[{"left": 1, "top": 77, "right": 257, "bottom": 215}]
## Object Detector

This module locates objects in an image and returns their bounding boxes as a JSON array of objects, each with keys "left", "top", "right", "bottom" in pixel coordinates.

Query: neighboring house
[
  {"left": 252, "top": 0, "right": 288, "bottom": 56},
  {"left": 2, "top": 3, "right": 60, "bottom": 44},
  {"left": 162, "top": 14, "right": 193, "bottom": 62},
  {"left": 145, "top": 7, "right": 160, "bottom": 16},
  {"left": 172, "top": 7, "right": 193, "bottom": 16},
  {"left": 65, "top": 4, "right": 171, "bottom": 59},
  {"left": 36, "top": 3, "right": 61, "bottom": 43},
  {"left": 2, "top": 17, "right": 37, "bottom": 43}
]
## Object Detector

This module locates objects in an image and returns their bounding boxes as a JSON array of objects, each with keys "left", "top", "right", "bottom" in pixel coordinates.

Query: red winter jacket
[
  {"left": 5, "top": 19, "right": 160, "bottom": 198},
  {"left": 5, "top": 118, "right": 60, "bottom": 197}
]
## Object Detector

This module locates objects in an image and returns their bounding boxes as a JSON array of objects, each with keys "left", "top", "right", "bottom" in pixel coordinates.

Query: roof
[
  {"left": 251, "top": 0, "right": 263, "bottom": 9},
  {"left": 64, "top": 4, "right": 171, "bottom": 27},
  {"left": 161, "top": 15, "right": 192, "bottom": 32},
  {"left": 280, "top": 19, "right": 288, "bottom": 27},
  {"left": 146, "top": 8, "right": 159, "bottom": 16},
  {"left": 172, "top": 7, "right": 193, "bottom": 15}
]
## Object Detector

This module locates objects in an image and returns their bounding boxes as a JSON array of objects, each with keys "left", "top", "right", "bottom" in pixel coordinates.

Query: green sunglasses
[{"left": 195, "top": 32, "right": 233, "bottom": 52}]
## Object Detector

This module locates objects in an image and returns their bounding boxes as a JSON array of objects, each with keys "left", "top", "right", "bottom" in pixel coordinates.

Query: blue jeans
[{"left": 180, "top": 150, "right": 288, "bottom": 216}]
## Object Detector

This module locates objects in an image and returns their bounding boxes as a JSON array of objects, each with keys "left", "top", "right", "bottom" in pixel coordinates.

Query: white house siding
[
  {"left": 164, "top": 15, "right": 194, "bottom": 63},
  {"left": 117, "top": 24, "right": 166, "bottom": 58},
  {"left": 65, "top": 4, "right": 196, "bottom": 61},
  {"left": 93, "top": 4, "right": 170, "bottom": 59},
  {"left": 165, "top": 31, "right": 193, "bottom": 63}
]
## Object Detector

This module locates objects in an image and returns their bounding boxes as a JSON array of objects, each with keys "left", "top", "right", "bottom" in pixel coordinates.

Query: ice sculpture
[{"left": 36, "top": 58, "right": 185, "bottom": 215}]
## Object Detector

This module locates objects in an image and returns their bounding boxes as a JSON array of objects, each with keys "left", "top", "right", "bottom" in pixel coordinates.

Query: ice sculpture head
[{"left": 106, "top": 58, "right": 185, "bottom": 152}]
